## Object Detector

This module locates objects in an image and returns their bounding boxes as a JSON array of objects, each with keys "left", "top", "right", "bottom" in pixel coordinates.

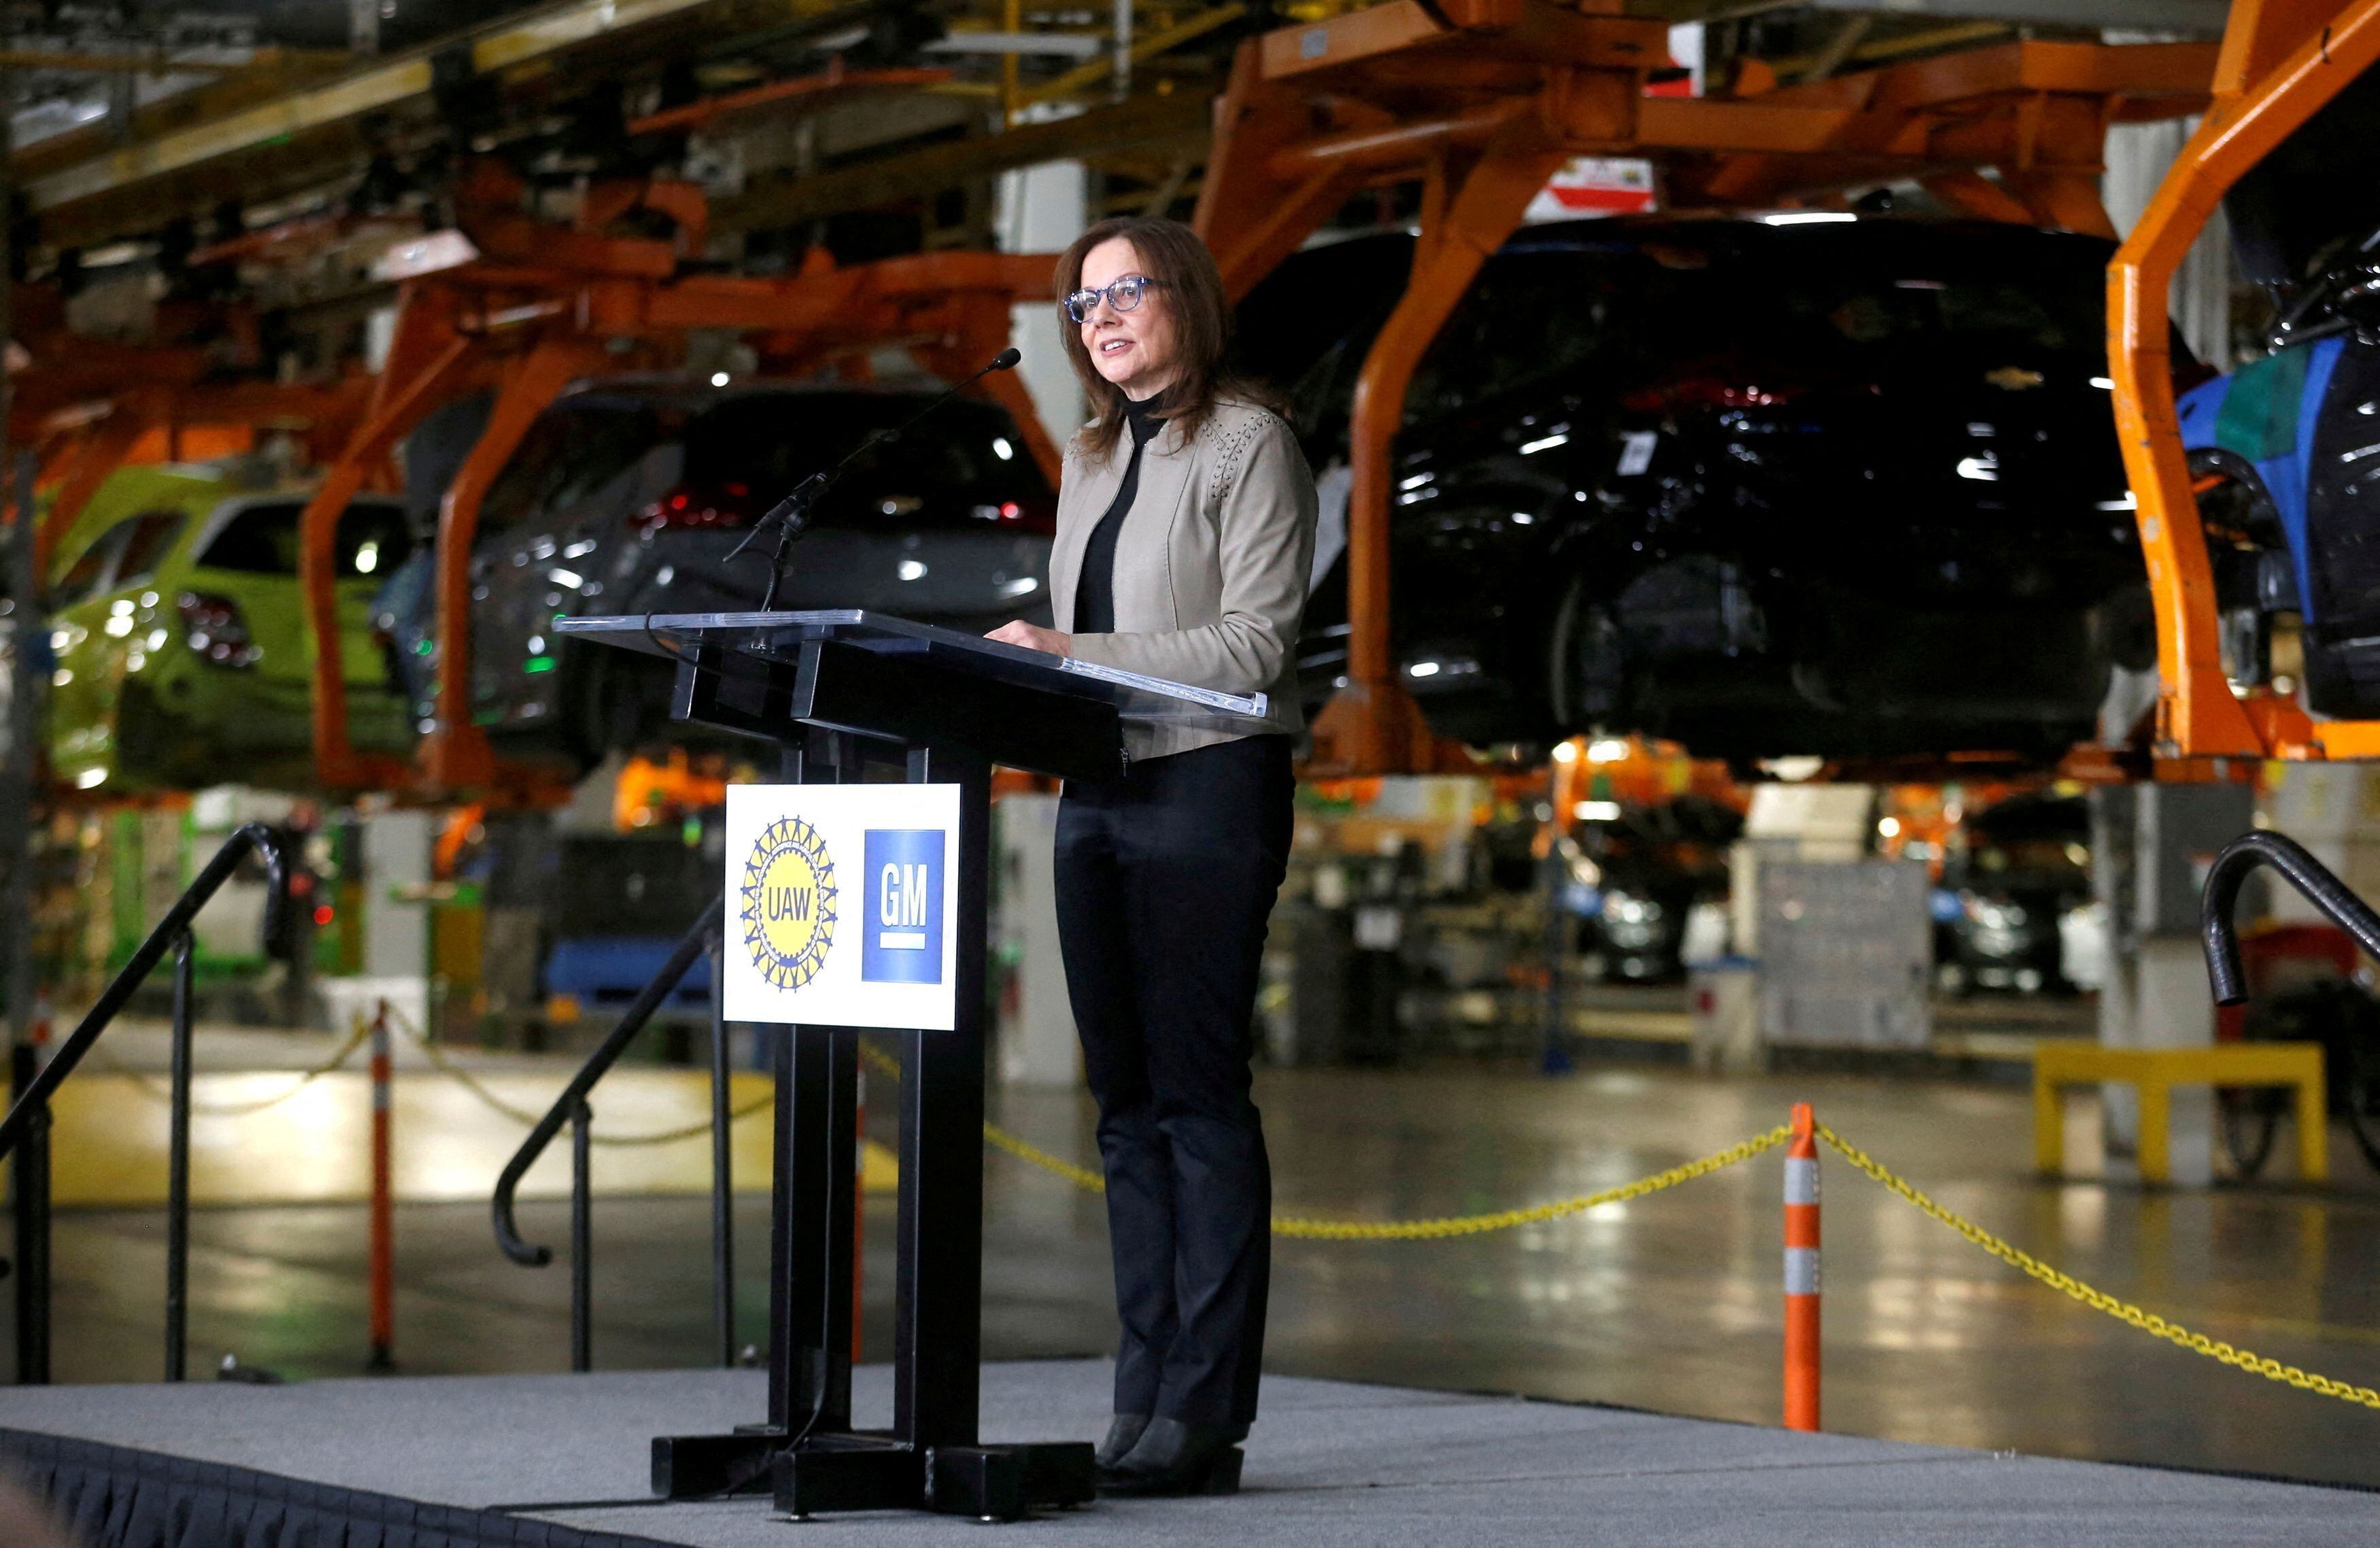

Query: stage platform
[{"left": 3, "top": 1360, "right": 2375, "bottom": 1546}]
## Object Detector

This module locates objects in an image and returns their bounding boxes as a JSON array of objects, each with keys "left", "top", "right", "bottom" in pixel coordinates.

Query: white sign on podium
[{"left": 721, "top": 783, "right": 963, "bottom": 1030}]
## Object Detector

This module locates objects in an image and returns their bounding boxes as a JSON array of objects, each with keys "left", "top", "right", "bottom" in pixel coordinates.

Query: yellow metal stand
[{"left": 2033, "top": 1042, "right": 2327, "bottom": 1183}]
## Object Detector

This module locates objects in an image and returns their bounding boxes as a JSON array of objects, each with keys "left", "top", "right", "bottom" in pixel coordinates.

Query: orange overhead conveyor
[
  {"left": 1192, "top": 0, "right": 2217, "bottom": 777},
  {"left": 6, "top": 282, "right": 372, "bottom": 574},
  {"left": 295, "top": 159, "right": 1061, "bottom": 799},
  {"left": 2111, "top": 0, "right": 2380, "bottom": 766}
]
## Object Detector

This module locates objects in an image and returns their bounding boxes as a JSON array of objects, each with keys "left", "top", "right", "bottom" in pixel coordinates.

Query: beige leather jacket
[{"left": 1051, "top": 394, "right": 1318, "bottom": 762}]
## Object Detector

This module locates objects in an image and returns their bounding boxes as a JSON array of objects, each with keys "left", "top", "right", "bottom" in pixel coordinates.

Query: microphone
[{"left": 728, "top": 348, "right": 1025, "bottom": 605}]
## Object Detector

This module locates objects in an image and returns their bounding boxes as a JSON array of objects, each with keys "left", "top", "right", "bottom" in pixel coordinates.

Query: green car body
[{"left": 47, "top": 466, "right": 415, "bottom": 793}]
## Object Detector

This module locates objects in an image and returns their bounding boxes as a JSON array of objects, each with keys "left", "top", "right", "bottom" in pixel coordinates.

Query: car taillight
[
  {"left": 990, "top": 494, "right": 1057, "bottom": 536},
  {"left": 179, "top": 592, "right": 259, "bottom": 668},
  {"left": 1620, "top": 377, "right": 1809, "bottom": 413},
  {"left": 630, "top": 482, "right": 768, "bottom": 532}
]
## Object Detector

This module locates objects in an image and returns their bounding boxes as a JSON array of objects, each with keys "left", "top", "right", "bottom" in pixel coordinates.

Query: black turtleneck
[{"left": 1074, "top": 394, "right": 1161, "bottom": 636}]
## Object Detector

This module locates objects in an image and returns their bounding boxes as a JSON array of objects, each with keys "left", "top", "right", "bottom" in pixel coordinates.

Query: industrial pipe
[{"left": 2200, "top": 830, "right": 2380, "bottom": 1007}]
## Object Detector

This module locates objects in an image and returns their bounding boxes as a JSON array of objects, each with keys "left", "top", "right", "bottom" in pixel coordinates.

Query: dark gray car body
[{"left": 380, "top": 377, "right": 1055, "bottom": 768}]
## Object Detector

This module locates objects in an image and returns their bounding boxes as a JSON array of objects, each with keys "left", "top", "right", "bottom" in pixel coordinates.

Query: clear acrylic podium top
[{"left": 555, "top": 609, "right": 1275, "bottom": 733}]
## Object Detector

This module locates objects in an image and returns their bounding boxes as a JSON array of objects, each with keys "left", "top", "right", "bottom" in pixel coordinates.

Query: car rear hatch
[
  {"left": 620, "top": 388, "right": 1056, "bottom": 626},
  {"left": 184, "top": 496, "right": 415, "bottom": 690}
]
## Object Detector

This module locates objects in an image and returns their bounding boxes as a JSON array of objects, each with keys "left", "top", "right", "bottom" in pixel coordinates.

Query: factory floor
[{"left": 17, "top": 1015, "right": 2380, "bottom": 1493}]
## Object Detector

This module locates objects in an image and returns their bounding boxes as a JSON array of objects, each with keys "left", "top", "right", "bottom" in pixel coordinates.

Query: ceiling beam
[
  {"left": 0, "top": 50, "right": 243, "bottom": 74},
  {"left": 17, "top": 0, "right": 770, "bottom": 228},
  {"left": 715, "top": 89, "right": 1211, "bottom": 232},
  {"left": 1809, "top": 0, "right": 2228, "bottom": 33}
]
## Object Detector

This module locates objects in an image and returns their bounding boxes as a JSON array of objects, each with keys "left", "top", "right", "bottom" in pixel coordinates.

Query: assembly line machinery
[
  {"left": 2111, "top": 0, "right": 2380, "bottom": 768},
  {"left": 7, "top": 0, "right": 2349, "bottom": 796}
]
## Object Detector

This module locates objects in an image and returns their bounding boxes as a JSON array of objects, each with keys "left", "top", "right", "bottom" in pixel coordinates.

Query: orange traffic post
[
  {"left": 368, "top": 1001, "right": 396, "bottom": 1373},
  {"left": 1784, "top": 1101, "right": 1820, "bottom": 1432}
]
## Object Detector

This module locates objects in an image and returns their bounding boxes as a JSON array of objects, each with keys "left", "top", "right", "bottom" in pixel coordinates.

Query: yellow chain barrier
[
  {"left": 1818, "top": 1122, "right": 2380, "bottom": 1413},
  {"left": 984, "top": 1124, "right": 1109, "bottom": 1192},
  {"left": 860, "top": 1035, "right": 1784, "bottom": 1239},
  {"left": 90, "top": 1018, "right": 374, "bottom": 1117},
  {"left": 1268, "top": 1126, "right": 1790, "bottom": 1241}
]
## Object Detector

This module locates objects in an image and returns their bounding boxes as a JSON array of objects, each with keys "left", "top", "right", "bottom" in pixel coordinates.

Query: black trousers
[{"left": 1053, "top": 734, "right": 1293, "bottom": 1429}]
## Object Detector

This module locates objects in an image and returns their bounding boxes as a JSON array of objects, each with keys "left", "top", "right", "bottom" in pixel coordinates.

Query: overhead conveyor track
[
  {"left": 10, "top": 0, "right": 2247, "bottom": 791},
  {"left": 14, "top": 0, "right": 858, "bottom": 247},
  {"left": 2111, "top": 0, "right": 2380, "bottom": 767},
  {"left": 289, "top": 160, "right": 1063, "bottom": 799},
  {"left": 1192, "top": 0, "right": 2217, "bottom": 775}
]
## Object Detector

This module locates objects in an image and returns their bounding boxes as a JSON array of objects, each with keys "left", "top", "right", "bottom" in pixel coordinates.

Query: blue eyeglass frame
[{"left": 1064, "top": 275, "right": 1162, "bottom": 323}]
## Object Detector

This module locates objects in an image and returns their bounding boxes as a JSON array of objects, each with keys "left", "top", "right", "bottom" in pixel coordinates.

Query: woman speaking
[{"left": 987, "top": 216, "right": 1316, "bottom": 1497}]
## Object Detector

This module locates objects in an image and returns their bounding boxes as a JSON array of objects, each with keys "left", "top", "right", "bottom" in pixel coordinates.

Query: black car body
[
  {"left": 1578, "top": 794, "right": 1742, "bottom": 983},
  {"left": 1931, "top": 791, "right": 2091, "bottom": 994},
  {"left": 382, "top": 378, "right": 1055, "bottom": 769},
  {"left": 1235, "top": 215, "right": 2154, "bottom": 765}
]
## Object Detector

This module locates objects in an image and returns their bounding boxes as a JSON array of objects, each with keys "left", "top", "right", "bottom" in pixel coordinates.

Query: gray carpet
[{"left": 1, "top": 1360, "right": 2374, "bottom": 1545}]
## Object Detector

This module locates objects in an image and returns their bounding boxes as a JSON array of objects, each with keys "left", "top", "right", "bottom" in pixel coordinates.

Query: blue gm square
[{"left": 862, "top": 829, "right": 946, "bottom": 984}]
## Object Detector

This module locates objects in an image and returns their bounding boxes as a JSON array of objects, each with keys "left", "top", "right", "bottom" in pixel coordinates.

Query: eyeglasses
[{"left": 1064, "top": 275, "right": 1161, "bottom": 323}]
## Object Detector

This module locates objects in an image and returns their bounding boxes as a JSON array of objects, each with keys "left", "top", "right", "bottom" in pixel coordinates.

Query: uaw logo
[{"left": 739, "top": 815, "right": 838, "bottom": 992}]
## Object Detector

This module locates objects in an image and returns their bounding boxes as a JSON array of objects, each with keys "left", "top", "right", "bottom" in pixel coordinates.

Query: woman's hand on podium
[{"left": 987, "top": 620, "right": 1074, "bottom": 656}]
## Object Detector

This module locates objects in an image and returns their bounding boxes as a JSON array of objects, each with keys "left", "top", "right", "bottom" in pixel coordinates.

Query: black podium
[{"left": 554, "top": 609, "right": 1270, "bottom": 1521}]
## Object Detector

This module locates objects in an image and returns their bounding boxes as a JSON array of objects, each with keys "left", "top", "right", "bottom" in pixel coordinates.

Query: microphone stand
[{"left": 730, "top": 348, "right": 1022, "bottom": 611}]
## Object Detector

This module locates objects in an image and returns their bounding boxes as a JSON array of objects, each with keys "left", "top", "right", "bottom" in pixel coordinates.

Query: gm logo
[{"left": 862, "top": 830, "right": 945, "bottom": 983}]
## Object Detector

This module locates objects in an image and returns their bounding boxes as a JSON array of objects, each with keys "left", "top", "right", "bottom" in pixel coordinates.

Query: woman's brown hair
[{"left": 1055, "top": 216, "right": 1253, "bottom": 460}]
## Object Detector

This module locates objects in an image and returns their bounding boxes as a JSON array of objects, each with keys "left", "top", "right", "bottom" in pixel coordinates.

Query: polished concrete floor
[{"left": 16, "top": 1029, "right": 2380, "bottom": 1495}]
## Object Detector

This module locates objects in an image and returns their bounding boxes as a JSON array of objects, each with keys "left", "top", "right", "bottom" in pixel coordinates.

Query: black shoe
[
  {"left": 1095, "top": 1413, "right": 1151, "bottom": 1470},
  {"left": 1095, "top": 1417, "right": 1248, "bottom": 1498}
]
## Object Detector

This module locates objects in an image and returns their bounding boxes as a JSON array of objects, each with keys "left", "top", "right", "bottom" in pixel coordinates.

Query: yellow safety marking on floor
[
  {"left": 1818, "top": 1122, "right": 2380, "bottom": 1412},
  {"left": 90, "top": 1020, "right": 375, "bottom": 1117},
  {"left": 44, "top": 1070, "right": 898, "bottom": 1209},
  {"left": 399, "top": 1029, "right": 775, "bottom": 1147},
  {"left": 862, "top": 1137, "right": 900, "bottom": 1194},
  {"left": 2213, "top": 1312, "right": 2380, "bottom": 1351}
]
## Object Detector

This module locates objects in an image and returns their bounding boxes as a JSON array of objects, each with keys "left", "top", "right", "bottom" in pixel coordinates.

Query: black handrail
[
  {"left": 2201, "top": 830, "right": 2380, "bottom": 1005},
  {"left": 0, "top": 821, "right": 289, "bottom": 1383},
  {"left": 490, "top": 892, "right": 727, "bottom": 1372}
]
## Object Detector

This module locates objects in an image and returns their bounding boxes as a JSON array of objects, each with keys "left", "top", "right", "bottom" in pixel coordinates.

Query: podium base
[
  {"left": 653, "top": 1428, "right": 1093, "bottom": 1519},
  {"left": 756, "top": 1436, "right": 1095, "bottom": 1521}
]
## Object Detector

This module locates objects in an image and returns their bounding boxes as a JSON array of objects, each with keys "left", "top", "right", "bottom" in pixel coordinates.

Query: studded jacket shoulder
[{"left": 1048, "top": 393, "right": 1318, "bottom": 760}]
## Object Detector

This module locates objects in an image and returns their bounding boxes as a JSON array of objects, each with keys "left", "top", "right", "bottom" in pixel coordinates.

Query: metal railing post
[
  {"left": 708, "top": 928, "right": 734, "bottom": 1369},
  {"left": 165, "top": 930, "right": 195, "bottom": 1381},
  {"left": 0, "top": 824, "right": 287, "bottom": 1156},
  {"left": 1540, "top": 797, "right": 1572, "bottom": 1075},
  {"left": 571, "top": 1099, "right": 593, "bottom": 1374},
  {"left": 490, "top": 895, "right": 721, "bottom": 1375},
  {"left": 368, "top": 1001, "right": 395, "bottom": 1371},
  {"left": 0, "top": 824, "right": 286, "bottom": 1387},
  {"left": 11, "top": 1042, "right": 48, "bottom": 1385}
]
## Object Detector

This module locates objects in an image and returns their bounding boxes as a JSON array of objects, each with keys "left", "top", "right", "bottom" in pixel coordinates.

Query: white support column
[
  {"left": 1112, "top": 0, "right": 1134, "bottom": 102},
  {"left": 995, "top": 137, "right": 1089, "bottom": 452},
  {"left": 996, "top": 792, "right": 1078, "bottom": 1087},
  {"left": 2094, "top": 781, "right": 2253, "bottom": 1187},
  {"left": 360, "top": 809, "right": 435, "bottom": 1034},
  {"left": 2106, "top": 116, "right": 2234, "bottom": 369}
]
